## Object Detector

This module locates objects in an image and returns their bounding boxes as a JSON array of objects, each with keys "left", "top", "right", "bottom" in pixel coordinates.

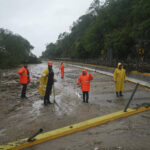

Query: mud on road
[{"left": 0, "top": 61, "right": 150, "bottom": 150}]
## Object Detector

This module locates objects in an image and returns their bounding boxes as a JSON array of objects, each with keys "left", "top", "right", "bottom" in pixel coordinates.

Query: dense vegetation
[
  {"left": 42, "top": 0, "right": 150, "bottom": 65},
  {"left": 0, "top": 28, "right": 39, "bottom": 68}
]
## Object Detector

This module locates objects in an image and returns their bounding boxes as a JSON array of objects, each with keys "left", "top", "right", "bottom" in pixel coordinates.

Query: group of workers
[
  {"left": 18, "top": 61, "right": 64, "bottom": 105},
  {"left": 17, "top": 61, "right": 126, "bottom": 105}
]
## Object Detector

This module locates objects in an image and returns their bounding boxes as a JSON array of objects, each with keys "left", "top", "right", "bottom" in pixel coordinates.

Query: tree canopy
[
  {"left": 0, "top": 28, "right": 38, "bottom": 68},
  {"left": 41, "top": 0, "right": 150, "bottom": 63}
]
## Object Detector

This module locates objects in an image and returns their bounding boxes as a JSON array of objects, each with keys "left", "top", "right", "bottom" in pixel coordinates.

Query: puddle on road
[
  {"left": 30, "top": 100, "right": 43, "bottom": 117},
  {"left": 75, "top": 91, "right": 82, "bottom": 99},
  {"left": 52, "top": 95, "right": 75, "bottom": 116},
  {"left": 0, "top": 129, "right": 6, "bottom": 136}
]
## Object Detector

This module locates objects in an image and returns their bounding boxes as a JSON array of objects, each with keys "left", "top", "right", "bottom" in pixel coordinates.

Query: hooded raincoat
[
  {"left": 77, "top": 69, "right": 93, "bottom": 92},
  {"left": 113, "top": 63, "right": 126, "bottom": 92},
  {"left": 18, "top": 67, "right": 31, "bottom": 84}
]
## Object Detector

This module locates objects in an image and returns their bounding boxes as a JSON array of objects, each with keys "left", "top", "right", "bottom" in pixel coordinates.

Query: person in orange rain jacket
[
  {"left": 77, "top": 69, "right": 93, "bottom": 103},
  {"left": 60, "top": 62, "right": 64, "bottom": 79},
  {"left": 18, "top": 63, "right": 31, "bottom": 99}
]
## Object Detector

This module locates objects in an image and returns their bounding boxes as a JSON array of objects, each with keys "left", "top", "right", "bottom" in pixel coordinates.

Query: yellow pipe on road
[{"left": 1, "top": 107, "right": 150, "bottom": 150}]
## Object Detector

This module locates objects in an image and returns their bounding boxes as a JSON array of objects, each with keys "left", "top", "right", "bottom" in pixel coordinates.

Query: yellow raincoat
[
  {"left": 113, "top": 63, "right": 126, "bottom": 92},
  {"left": 38, "top": 68, "right": 49, "bottom": 96}
]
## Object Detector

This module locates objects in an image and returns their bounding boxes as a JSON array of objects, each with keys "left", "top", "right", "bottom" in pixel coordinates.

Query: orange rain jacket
[
  {"left": 18, "top": 67, "right": 31, "bottom": 84},
  {"left": 77, "top": 69, "right": 93, "bottom": 92},
  {"left": 60, "top": 63, "right": 64, "bottom": 78}
]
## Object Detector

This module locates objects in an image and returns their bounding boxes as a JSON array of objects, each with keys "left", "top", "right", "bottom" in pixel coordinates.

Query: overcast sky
[{"left": 0, "top": 0, "right": 94, "bottom": 57}]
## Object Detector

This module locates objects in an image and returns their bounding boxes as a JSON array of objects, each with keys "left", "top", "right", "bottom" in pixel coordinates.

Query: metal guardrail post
[
  {"left": 124, "top": 83, "right": 139, "bottom": 112},
  {"left": 27, "top": 128, "right": 43, "bottom": 142}
]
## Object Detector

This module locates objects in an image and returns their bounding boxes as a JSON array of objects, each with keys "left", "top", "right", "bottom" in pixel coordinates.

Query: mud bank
[{"left": 0, "top": 61, "right": 150, "bottom": 150}]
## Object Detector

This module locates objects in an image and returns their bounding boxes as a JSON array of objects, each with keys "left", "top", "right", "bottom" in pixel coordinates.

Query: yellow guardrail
[
  {"left": 63, "top": 61, "right": 150, "bottom": 77},
  {"left": 66, "top": 62, "right": 150, "bottom": 89}
]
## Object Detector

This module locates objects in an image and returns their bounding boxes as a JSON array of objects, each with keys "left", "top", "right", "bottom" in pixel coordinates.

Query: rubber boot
[
  {"left": 44, "top": 99, "right": 47, "bottom": 106},
  {"left": 47, "top": 100, "right": 51, "bottom": 104},
  {"left": 83, "top": 94, "right": 85, "bottom": 102},
  {"left": 120, "top": 91, "right": 123, "bottom": 96},
  {"left": 86, "top": 96, "right": 88, "bottom": 103},
  {"left": 116, "top": 92, "right": 119, "bottom": 97},
  {"left": 44, "top": 102, "right": 47, "bottom": 106}
]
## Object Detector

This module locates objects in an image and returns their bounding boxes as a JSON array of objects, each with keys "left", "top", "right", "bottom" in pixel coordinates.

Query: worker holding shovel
[
  {"left": 77, "top": 69, "right": 93, "bottom": 103},
  {"left": 38, "top": 61, "right": 55, "bottom": 106}
]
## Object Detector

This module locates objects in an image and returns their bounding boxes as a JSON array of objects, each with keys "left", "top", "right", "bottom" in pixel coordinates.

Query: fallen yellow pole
[{"left": 1, "top": 106, "right": 150, "bottom": 150}]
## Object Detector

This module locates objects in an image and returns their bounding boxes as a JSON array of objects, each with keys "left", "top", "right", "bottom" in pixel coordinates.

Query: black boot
[
  {"left": 47, "top": 100, "right": 51, "bottom": 104},
  {"left": 86, "top": 96, "right": 89, "bottom": 103},
  {"left": 116, "top": 92, "right": 119, "bottom": 97},
  {"left": 120, "top": 91, "right": 123, "bottom": 96},
  {"left": 21, "top": 95, "right": 28, "bottom": 99},
  {"left": 44, "top": 98, "right": 47, "bottom": 106},
  {"left": 83, "top": 92, "right": 85, "bottom": 102}
]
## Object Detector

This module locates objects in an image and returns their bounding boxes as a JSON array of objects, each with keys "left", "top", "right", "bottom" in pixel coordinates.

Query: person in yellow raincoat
[
  {"left": 113, "top": 63, "right": 126, "bottom": 97},
  {"left": 38, "top": 61, "right": 54, "bottom": 105}
]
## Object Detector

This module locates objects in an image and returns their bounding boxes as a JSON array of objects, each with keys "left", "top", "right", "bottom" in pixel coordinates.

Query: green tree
[{"left": 0, "top": 28, "right": 37, "bottom": 68}]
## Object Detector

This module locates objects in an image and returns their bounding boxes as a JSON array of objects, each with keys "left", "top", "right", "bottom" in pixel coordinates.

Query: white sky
[{"left": 0, "top": 0, "right": 93, "bottom": 57}]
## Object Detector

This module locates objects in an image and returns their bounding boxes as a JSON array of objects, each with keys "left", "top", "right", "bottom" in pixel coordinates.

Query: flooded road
[{"left": 0, "top": 61, "right": 150, "bottom": 149}]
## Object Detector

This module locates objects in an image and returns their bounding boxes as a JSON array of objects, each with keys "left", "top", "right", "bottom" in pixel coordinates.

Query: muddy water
[{"left": 0, "top": 61, "right": 150, "bottom": 149}]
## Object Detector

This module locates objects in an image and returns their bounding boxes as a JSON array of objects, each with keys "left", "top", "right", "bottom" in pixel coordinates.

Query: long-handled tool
[
  {"left": 76, "top": 85, "right": 82, "bottom": 99},
  {"left": 27, "top": 128, "right": 43, "bottom": 142},
  {"left": 52, "top": 84, "right": 62, "bottom": 110},
  {"left": 52, "top": 84, "right": 60, "bottom": 106},
  {"left": 57, "top": 70, "right": 60, "bottom": 77},
  {"left": 124, "top": 83, "right": 139, "bottom": 112},
  {"left": 53, "top": 84, "right": 56, "bottom": 103},
  {"left": 28, "top": 91, "right": 38, "bottom": 98}
]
